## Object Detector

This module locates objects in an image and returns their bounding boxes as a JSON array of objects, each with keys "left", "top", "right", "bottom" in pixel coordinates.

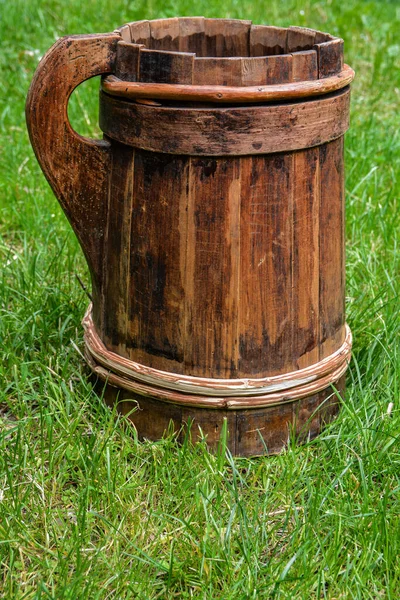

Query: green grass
[{"left": 0, "top": 0, "right": 399, "bottom": 597}]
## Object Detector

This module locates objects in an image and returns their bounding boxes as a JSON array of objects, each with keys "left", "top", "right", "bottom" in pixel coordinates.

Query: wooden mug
[{"left": 26, "top": 18, "right": 354, "bottom": 456}]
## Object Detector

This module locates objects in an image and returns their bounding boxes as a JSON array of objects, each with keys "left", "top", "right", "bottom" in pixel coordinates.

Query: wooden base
[{"left": 94, "top": 375, "right": 345, "bottom": 456}]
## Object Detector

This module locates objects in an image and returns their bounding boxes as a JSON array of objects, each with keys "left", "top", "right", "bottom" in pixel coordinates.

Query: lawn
[{"left": 0, "top": 0, "right": 399, "bottom": 598}]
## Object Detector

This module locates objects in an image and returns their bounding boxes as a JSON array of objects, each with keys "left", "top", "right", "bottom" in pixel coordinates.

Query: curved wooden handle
[{"left": 26, "top": 33, "right": 120, "bottom": 291}]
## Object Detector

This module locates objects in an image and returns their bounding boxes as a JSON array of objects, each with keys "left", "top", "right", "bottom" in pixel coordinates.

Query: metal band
[{"left": 83, "top": 305, "right": 352, "bottom": 408}]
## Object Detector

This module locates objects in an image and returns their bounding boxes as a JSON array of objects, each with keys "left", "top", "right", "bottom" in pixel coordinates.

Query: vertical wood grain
[
  {"left": 292, "top": 148, "right": 320, "bottom": 369},
  {"left": 128, "top": 20, "right": 150, "bottom": 45},
  {"left": 184, "top": 158, "right": 241, "bottom": 378},
  {"left": 178, "top": 17, "right": 206, "bottom": 54},
  {"left": 236, "top": 403, "right": 293, "bottom": 456},
  {"left": 149, "top": 18, "right": 180, "bottom": 51},
  {"left": 241, "top": 57, "right": 268, "bottom": 85},
  {"left": 180, "top": 408, "right": 237, "bottom": 453},
  {"left": 249, "top": 25, "right": 287, "bottom": 56},
  {"left": 139, "top": 48, "right": 195, "bottom": 84},
  {"left": 193, "top": 57, "right": 243, "bottom": 85},
  {"left": 238, "top": 154, "right": 294, "bottom": 377},
  {"left": 127, "top": 150, "right": 190, "bottom": 372},
  {"left": 316, "top": 39, "right": 344, "bottom": 78},
  {"left": 193, "top": 55, "right": 271, "bottom": 86},
  {"left": 102, "top": 140, "right": 135, "bottom": 355},
  {"left": 287, "top": 26, "right": 316, "bottom": 52},
  {"left": 116, "top": 25, "right": 132, "bottom": 43},
  {"left": 319, "top": 137, "right": 345, "bottom": 359},
  {"left": 291, "top": 49, "right": 318, "bottom": 82},
  {"left": 266, "top": 54, "right": 293, "bottom": 83},
  {"left": 29, "top": 20, "right": 351, "bottom": 458},
  {"left": 204, "top": 19, "right": 251, "bottom": 57},
  {"left": 115, "top": 42, "right": 141, "bottom": 81}
]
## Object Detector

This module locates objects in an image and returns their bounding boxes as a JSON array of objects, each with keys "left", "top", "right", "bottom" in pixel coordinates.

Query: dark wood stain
[
  {"left": 102, "top": 139, "right": 135, "bottom": 352},
  {"left": 238, "top": 154, "right": 294, "bottom": 376},
  {"left": 127, "top": 149, "right": 189, "bottom": 371},
  {"left": 98, "top": 88, "right": 351, "bottom": 156},
  {"left": 139, "top": 48, "right": 194, "bottom": 84},
  {"left": 319, "top": 137, "right": 346, "bottom": 359},
  {"left": 184, "top": 156, "right": 241, "bottom": 378},
  {"left": 26, "top": 20, "right": 351, "bottom": 456},
  {"left": 292, "top": 147, "right": 320, "bottom": 368},
  {"left": 99, "top": 379, "right": 343, "bottom": 457},
  {"left": 316, "top": 39, "right": 344, "bottom": 78}
]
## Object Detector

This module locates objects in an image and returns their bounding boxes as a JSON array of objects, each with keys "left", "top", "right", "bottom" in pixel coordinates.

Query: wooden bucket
[{"left": 26, "top": 18, "right": 354, "bottom": 456}]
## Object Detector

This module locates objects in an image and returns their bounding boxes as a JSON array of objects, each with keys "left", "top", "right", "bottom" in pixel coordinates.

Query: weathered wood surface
[
  {"left": 149, "top": 18, "right": 181, "bottom": 51},
  {"left": 126, "top": 151, "right": 190, "bottom": 372},
  {"left": 316, "top": 39, "right": 344, "bottom": 78},
  {"left": 250, "top": 25, "right": 287, "bottom": 56},
  {"left": 96, "top": 374, "right": 345, "bottom": 456},
  {"left": 115, "top": 41, "right": 141, "bottom": 81},
  {"left": 292, "top": 148, "right": 320, "bottom": 369},
  {"left": 292, "top": 50, "right": 318, "bottom": 82},
  {"left": 127, "top": 20, "right": 151, "bottom": 45},
  {"left": 95, "top": 135, "right": 349, "bottom": 382},
  {"left": 319, "top": 137, "right": 346, "bottom": 359},
  {"left": 102, "top": 64, "right": 354, "bottom": 101},
  {"left": 111, "top": 43, "right": 345, "bottom": 88},
  {"left": 113, "top": 19, "right": 345, "bottom": 85},
  {"left": 287, "top": 26, "right": 316, "bottom": 52},
  {"left": 101, "top": 139, "right": 135, "bottom": 353},
  {"left": 27, "top": 18, "right": 353, "bottom": 456},
  {"left": 202, "top": 19, "right": 251, "bottom": 57},
  {"left": 139, "top": 48, "right": 195, "bottom": 84},
  {"left": 238, "top": 154, "right": 294, "bottom": 377},
  {"left": 178, "top": 17, "right": 206, "bottom": 53},
  {"left": 115, "top": 24, "right": 131, "bottom": 43},
  {"left": 26, "top": 33, "right": 120, "bottom": 324},
  {"left": 99, "top": 87, "right": 351, "bottom": 156},
  {"left": 193, "top": 57, "right": 243, "bottom": 86},
  {"left": 122, "top": 19, "right": 342, "bottom": 74},
  {"left": 265, "top": 54, "right": 292, "bottom": 84},
  {"left": 184, "top": 157, "right": 241, "bottom": 378},
  {"left": 240, "top": 56, "right": 269, "bottom": 85}
]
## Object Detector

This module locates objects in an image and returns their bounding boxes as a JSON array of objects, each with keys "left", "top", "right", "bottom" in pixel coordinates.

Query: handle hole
[{"left": 67, "top": 76, "right": 103, "bottom": 140}]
